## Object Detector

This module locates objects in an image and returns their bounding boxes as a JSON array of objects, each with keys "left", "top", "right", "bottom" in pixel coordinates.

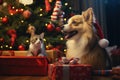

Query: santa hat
[{"left": 93, "top": 14, "right": 109, "bottom": 48}]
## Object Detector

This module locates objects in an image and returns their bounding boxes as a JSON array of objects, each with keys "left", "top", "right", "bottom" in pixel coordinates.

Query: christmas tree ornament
[
  {"left": 55, "top": 26, "right": 61, "bottom": 32},
  {"left": 93, "top": 12, "right": 109, "bottom": 48},
  {"left": 18, "top": 8, "right": 24, "bottom": 13},
  {"left": 0, "top": 37, "right": 4, "bottom": 42},
  {"left": 47, "top": 23, "right": 55, "bottom": 31},
  {"left": 19, "top": 0, "right": 33, "bottom": 5},
  {"left": 51, "top": 0, "right": 62, "bottom": 21},
  {"left": 7, "top": 29, "right": 17, "bottom": 46},
  {"left": 22, "top": 10, "right": 31, "bottom": 19},
  {"left": 0, "top": 0, "right": 3, "bottom": 4},
  {"left": 45, "top": 0, "right": 51, "bottom": 12},
  {"left": 18, "top": 44, "right": 25, "bottom": 50},
  {"left": 2, "top": 17, "right": 8, "bottom": 23}
]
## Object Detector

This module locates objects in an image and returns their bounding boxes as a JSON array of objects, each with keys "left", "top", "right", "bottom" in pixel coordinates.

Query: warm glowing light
[
  {"left": 65, "top": 3, "right": 68, "bottom": 6},
  {"left": 64, "top": 18, "right": 67, "bottom": 21},
  {"left": 45, "top": 23, "right": 48, "bottom": 26},
  {"left": 9, "top": 46, "right": 12, "bottom": 49},
  {"left": 60, "top": 37, "right": 64, "bottom": 40},
  {"left": 43, "top": 38, "right": 46, "bottom": 41},
  {"left": 69, "top": 7, "right": 72, "bottom": 10},
  {"left": 26, "top": 40, "right": 29, "bottom": 43},
  {"left": 64, "top": 49, "right": 67, "bottom": 52},
  {"left": 21, "top": 20, "right": 24, "bottom": 23},
  {"left": 0, "top": 46, "right": 3, "bottom": 48},
  {"left": 46, "top": 45, "right": 49, "bottom": 48},
  {"left": 10, "top": 13, "right": 13, "bottom": 15},
  {"left": 39, "top": 14, "right": 43, "bottom": 16},
  {"left": 6, "top": 45, "right": 8, "bottom": 47},
  {"left": 12, "top": 6, "right": 15, "bottom": 9},
  {"left": 40, "top": 8, "right": 43, "bottom": 11}
]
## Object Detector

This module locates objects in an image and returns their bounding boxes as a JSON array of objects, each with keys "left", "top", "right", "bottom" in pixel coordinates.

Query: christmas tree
[{"left": 0, "top": 0, "right": 73, "bottom": 51}]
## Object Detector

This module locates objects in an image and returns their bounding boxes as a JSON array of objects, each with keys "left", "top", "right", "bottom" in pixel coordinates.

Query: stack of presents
[{"left": 0, "top": 49, "right": 120, "bottom": 80}]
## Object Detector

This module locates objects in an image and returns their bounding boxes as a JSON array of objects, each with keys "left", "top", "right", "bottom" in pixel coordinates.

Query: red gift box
[
  {"left": 48, "top": 63, "right": 92, "bottom": 80},
  {"left": 0, "top": 56, "right": 48, "bottom": 76}
]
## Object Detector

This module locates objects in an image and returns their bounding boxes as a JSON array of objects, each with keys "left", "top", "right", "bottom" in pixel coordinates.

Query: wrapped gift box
[
  {"left": 111, "top": 48, "right": 120, "bottom": 67},
  {"left": 0, "top": 56, "right": 48, "bottom": 76},
  {"left": 0, "top": 50, "right": 57, "bottom": 63},
  {"left": 112, "top": 67, "right": 120, "bottom": 80},
  {"left": 48, "top": 63, "right": 92, "bottom": 80}
]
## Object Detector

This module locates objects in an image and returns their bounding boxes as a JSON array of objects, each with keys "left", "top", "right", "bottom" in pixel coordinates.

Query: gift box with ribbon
[{"left": 48, "top": 63, "right": 92, "bottom": 80}]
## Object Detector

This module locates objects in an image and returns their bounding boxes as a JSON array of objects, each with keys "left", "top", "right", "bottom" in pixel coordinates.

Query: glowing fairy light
[{"left": 65, "top": 3, "right": 68, "bottom": 6}]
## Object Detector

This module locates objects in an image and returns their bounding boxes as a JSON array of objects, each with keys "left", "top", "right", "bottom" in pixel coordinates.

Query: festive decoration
[
  {"left": 0, "top": 37, "right": 4, "bottom": 42},
  {"left": 7, "top": 29, "right": 17, "bottom": 46},
  {"left": 55, "top": 26, "right": 61, "bottom": 32},
  {"left": 93, "top": 12, "right": 109, "bottom": 48},
  {"left": 19, "top": 0, "right": 33, "bottom": 5},
  {"left": 51, "top": 0, "right": 63, "bottom": 21},
  {"left": 22, "top": 10, "right": 31, "bottom": 19},
  {"left": 48, "top": 63, "right": 92, "bottom": 80},
  {"left": 47, "top": 23, "right": 55, "bottom": 31},
  {"left": 45, "top": 0, "right": 51, "bottom": 12},
  {"left": 0, "top": 0, "right": 73, "bottom": 50},
  {"left": 2, "top": 17, "right": 8, "bottom": 23},
  {"left": 18, "top": 44, "right": 25, "bottom": 50}
]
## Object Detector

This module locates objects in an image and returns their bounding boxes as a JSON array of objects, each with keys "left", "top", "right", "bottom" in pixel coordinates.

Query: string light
[
  {"left": 69, "top": 7, "right": 72, "bottom": 10},
  {"left": 64, "top": 49, "right": 67, "bottom": 52},
  {"left": 0, "top": 46, "right": 3, "bottom": 49},
  {"left": 26, "top": 40, "right": 29, "bottom": 43},
  {"left": 5, "top": 45, "right": 8, "bottom": 48},
  {"left": 21, "top": 20, "right": 24, "bottom": 23},
  {"left": 40, "top": 8, "right": 43, "bottom": 11},
  {"left": 65, "top": 3, "right": 68, "bottom": 6},
  {"left": 64, "top": 18, "right": 67, "bottom": 21},
  {"left": 9, "top": 46, "right": 12, "bottom": 49},
  {"left": 60, "top": 37, "right": 64, "bottom": 40},
  {"left": 43, "top": 38, "right": 46, "bottom": 42},
  {"left": 45, "top": 23, "right": 48, "bottom": 26},
  {"left": 39, "top": 14, "right": 43, "bottom": 16}
]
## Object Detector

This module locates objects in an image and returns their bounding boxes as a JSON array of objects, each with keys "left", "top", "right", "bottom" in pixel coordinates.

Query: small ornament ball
[
  {"left": 2, "top": 17, "right": 8, "bottom": 23},
  {"left": 22, "top": 10, "right": 31, "bottom": 19},
  {"left": 47, "top": 23, "right": 55, "bottom": 31},
  {"left": 56, "top": 27, "right": 61, "bottom": 32},
  {"left": 18, "top": 44, "right": 25, "bottom": 50}
]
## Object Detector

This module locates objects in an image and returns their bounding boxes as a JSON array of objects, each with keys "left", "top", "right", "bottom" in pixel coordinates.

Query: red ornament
[
  {"left": 45, "top": 0, "right": 51, "bottom": 12},
  {"left": 47, "top": 23, "right": 55, "bottom": 31},
  {"left": 18, "top": 8, "right": 24, "bottom": 13},
  {"left": 7, "top": 29, "right": 17, "bottom": 46},
  {"left": 9, "top": 9, "right": 17, "bottom": 15},
  {"left": 18, "top": 44, "right": 25, "bottom": 50},
  {"left": 2, "top": 17, "right": 8, "bottom": 23},
  {"left": 22, "top": 10, "right": 31, "bottom": 19},
  {"left": 0, "top": 37, "right": 4, "bottom": 42},
  {"left": 56, "top": 27, "right": 61, "bottom": 32}
]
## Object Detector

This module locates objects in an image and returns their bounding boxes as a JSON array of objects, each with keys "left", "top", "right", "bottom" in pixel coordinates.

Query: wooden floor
[{"left": 0, "top": 76, "right": 49, "bottom": 80}]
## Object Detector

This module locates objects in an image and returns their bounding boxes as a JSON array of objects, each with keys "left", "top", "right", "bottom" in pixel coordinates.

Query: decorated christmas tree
[{"left": 0, "top": 0, "right": 73, "bottom": 51}]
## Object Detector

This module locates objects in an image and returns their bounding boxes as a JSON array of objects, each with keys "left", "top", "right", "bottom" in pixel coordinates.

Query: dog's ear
[{"left": 82, "top": 8, "right": 93, "bottom": 24}]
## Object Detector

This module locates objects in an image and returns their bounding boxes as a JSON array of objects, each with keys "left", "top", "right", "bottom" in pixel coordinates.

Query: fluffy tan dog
[{"left": 62, "top": 8, "right": 111, "bottom": 70}]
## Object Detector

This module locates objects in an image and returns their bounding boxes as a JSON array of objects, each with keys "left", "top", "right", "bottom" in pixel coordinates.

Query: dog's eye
[{"left": 72, "top": 21, "right": 82, "bottom": 26}]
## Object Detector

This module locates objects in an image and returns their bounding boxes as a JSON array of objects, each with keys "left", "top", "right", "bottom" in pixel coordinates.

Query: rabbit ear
[
  {"left": 82, "top": 8, "right": 93, "bottom": 24},
  {"left": 40, "top": 32, "right": 44, "bottom": 39}
]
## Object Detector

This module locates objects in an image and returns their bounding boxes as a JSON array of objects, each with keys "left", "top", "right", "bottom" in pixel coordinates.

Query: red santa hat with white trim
[{"left": 93, "top": 13, "right": 109, "bottom": 48}]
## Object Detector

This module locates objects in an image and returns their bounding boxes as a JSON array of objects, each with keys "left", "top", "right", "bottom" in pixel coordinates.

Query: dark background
[{"left": 105, "top": 0, "right": 120, "bottom": 46}]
